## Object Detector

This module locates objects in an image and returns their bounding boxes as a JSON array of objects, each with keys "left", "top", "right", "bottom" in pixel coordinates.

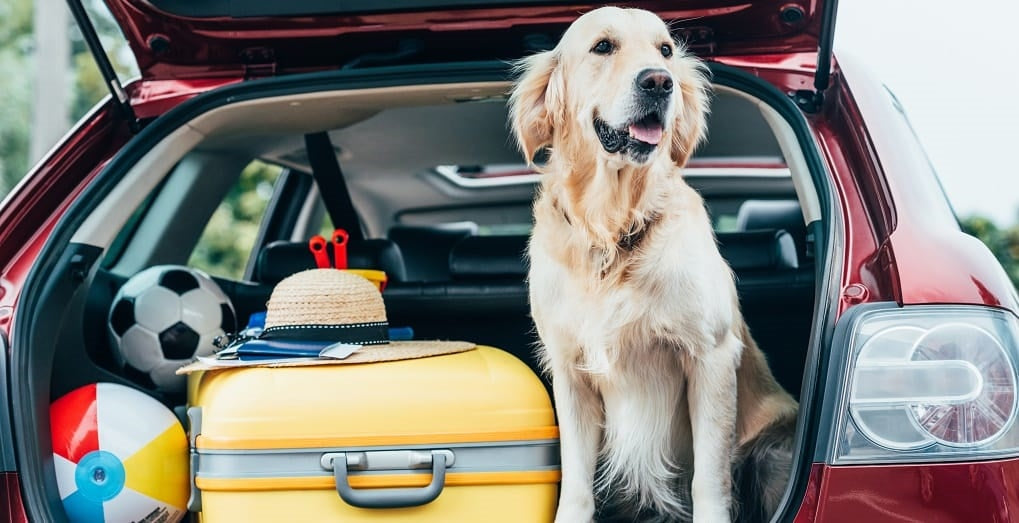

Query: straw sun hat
[{"left": 179, "top": 269, "right": 474, "bottom": 371}]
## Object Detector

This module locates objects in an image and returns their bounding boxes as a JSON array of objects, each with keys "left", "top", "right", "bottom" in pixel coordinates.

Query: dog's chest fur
[
  {"left": 530, "top": 182, "right": 737, "bottom": 371},
  {"left": 529, "top": 182, "right": 741, "bottom": 487}
]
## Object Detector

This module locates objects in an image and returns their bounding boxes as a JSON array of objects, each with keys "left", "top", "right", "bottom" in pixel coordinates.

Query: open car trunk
[{"left": 11, "top": 61, "right": 838, "bottom": 522}]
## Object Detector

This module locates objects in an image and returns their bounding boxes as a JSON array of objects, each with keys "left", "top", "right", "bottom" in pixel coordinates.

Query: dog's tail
[{"left": 731, "top": 412, "right": 797, "bottom": 523}]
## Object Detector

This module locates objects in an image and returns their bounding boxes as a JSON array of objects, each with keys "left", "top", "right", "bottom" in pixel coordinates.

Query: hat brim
[{"left": 176, "top": 340, "right": 475, "bottom": 374}]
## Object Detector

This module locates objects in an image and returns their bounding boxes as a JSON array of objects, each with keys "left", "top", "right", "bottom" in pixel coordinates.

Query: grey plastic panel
[{"left": 186, "top": 407, "right": 204, "bottom": 512}]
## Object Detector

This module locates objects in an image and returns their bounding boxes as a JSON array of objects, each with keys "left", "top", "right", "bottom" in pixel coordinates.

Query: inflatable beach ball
[{"left": 50, "top": 383, "right": 188, "bottom": 523}]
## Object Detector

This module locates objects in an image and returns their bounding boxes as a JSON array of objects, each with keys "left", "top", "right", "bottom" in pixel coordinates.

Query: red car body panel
[
  {"left": 104, "top": 0, "right": 827, "bottom": 79},
  {"left": 0, "top": 104, "right": 130, "bottom": 340},
  {"left": 808, "top": 460, "right": 1019, "bottom": 521},
  {"left": 1, "top": 2, "right": 1015, "bottom": 519},
  {"left": 0, "top": 473, "right": 27, "bottom": 523},
  {"left": 834, "top": 51, "right": 1019, "bottom": 313},
  {"left": 130, "top": 78, "right": 242, "bottom": 119}
]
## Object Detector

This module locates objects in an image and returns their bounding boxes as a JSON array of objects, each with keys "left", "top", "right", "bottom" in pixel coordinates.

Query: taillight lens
[{"left": 832, "top": 305, "right": 1019, "bottom": 463}]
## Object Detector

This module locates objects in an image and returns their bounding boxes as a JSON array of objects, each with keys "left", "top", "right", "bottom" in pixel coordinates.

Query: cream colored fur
[{"left": 510, "top": 7, "right": 798, "bottom": 522}]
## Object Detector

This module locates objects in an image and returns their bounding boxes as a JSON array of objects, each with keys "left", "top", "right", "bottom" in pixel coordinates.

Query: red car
[{"left": 2, "top": 0, "right": 1017, "bottom": 521}]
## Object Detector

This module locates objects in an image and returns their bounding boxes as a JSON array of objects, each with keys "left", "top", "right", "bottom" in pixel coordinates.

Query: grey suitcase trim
[{"left": 195, "top": 439, "right": 561, "bottom": 479}]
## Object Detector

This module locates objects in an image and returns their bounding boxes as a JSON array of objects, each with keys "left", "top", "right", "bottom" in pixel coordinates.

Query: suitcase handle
[{"left": 324, "top": 450, "right": 450, "bottom": 508}]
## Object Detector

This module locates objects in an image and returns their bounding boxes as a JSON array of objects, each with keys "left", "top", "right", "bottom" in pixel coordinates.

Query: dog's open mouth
[
  {"left": 628, "top": 112, "right": 664, "bottom": 146},
  {"left": 593, "top": 110, "right": 665, "bottom": 160}
]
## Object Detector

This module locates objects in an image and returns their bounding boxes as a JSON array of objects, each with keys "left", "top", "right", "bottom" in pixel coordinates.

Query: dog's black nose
[{"left": 636, "top": 69, "right": 673, "bottom": 96}]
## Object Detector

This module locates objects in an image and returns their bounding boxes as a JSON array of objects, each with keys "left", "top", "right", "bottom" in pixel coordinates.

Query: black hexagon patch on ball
[
  {"left": 159, "top": 321, "right": 200, "bottom": 359},
  {"left": 109, "top": 298, "right": 135, "bottom": 337},
  {"left": 159, "top": 269, "right": 200, "bottom": 295},
  {"left": 220, "top": 303, "right": 236, "bottom": 333}
]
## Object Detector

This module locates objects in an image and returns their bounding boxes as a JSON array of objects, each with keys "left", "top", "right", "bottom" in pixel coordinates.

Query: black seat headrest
[
  {"left": 735, "top": 200, "right": 804, "bottom": 233},
  {"left": 255, "top": 239, "right": 407, "bottom": 285},
  {"left": 716, "top": 229, "right": 798, "bottom": 271},
  {"left": 448, "top": 235, "right": 528, "bottom": 280},
  {"left": 388, "top": 223, "right": 478, "bottom": 282},
  {"left": 736, "top": 200, "right": 807, "bottom": 263}
]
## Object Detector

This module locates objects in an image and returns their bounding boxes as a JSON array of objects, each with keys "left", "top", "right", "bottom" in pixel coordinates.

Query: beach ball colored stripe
[
  {"left": 51, "top": 383, "right": 188, "bottom": 523},
  {"left": 51, "top": 383, "right": 99, "bottom": 463}
]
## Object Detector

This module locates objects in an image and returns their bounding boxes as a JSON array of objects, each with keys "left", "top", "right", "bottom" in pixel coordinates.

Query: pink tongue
[{"left": 628, "top": 124, "right": 663, "bottom": 145}]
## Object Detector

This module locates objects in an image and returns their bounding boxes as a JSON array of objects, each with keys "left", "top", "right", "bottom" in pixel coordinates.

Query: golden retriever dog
[{"left": 509, "top": 7, "right": 799, "bottom": 522}]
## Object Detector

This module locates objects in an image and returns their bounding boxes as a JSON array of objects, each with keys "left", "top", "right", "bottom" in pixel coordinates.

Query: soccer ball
[{"left": 108, "top": 266, "right": 235, "bottom": 393}]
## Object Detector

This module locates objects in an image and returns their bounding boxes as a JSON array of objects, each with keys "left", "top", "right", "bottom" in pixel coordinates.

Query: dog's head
[{"left": 510, "top": 7, "right": 709, "bottom": 167}]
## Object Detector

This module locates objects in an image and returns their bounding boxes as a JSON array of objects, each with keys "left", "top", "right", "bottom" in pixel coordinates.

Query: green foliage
[
  {"left": 961, "top": 215, "right": 1019, "bottom": 288},
  {"left": 187, "top": 161, "right": 283, "bottom": 280},
  {"left": 0, "top": 0, "right": 136, "bottom": 197},
  {"left": 0, "top": 0, "right": 33, "bottom": 195}
]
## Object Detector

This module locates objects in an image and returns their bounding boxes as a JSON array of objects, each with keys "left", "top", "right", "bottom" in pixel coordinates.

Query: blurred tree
[
  {"left": 0, "top": 0, "right": 33, "bottom": 195},
  {"left": 961, "top": 214, "right": 1019, "bottom": 287},
  {"left": 31, "top": 0, "right": 69, "bottom": 163},
  {"left": 0, "top": 0, "right": 135, "bottom": 198}
]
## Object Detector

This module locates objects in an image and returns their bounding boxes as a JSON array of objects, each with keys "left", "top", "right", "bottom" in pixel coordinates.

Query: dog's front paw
[
  {"left": 692, "top": 504, "right": 731, "bottom": 523},
  {"left": 554, "top": 498, "right": 595, "bottom": 523}
]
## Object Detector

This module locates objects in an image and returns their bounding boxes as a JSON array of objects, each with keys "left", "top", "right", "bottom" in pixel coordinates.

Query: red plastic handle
[
  {"left": 331, "top": 229, "right": 349, "bottom": 269},
  {"left": 309, "top": 235, "right": 331, "bottom": 269}
]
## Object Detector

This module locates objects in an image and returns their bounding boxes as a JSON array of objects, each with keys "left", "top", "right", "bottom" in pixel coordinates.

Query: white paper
[
  {"left": 319, "top": 343, "right": 362, "bottom": 360},
  {"left": 193, "top": 355, "right": 319, "bottom": 368}
]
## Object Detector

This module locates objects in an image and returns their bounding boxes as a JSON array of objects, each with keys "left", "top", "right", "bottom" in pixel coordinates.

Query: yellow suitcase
[{"left": 185, "top": 346, "right": 559, "bottom": 522}]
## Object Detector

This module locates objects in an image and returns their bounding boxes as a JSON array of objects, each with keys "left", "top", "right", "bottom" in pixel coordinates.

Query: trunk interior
[{"left": 14, "top": 63, "right": 832, "bottom": 522}]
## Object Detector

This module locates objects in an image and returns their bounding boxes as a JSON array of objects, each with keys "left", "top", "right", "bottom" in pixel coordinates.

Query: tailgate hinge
[
  {"left": 673, "top": 26, "right": 717, "bottom": 57},
  {"left": 241, "top": 47, "right": 278, "bottom": 80},
  {"left": 792, "top": 0, "right": 840, "bottom": 113}
]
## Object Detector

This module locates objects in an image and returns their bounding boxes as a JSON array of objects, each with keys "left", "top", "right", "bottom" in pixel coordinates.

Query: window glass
[{"left": 188, "top": 160, "right": 283, "bottom": 279}]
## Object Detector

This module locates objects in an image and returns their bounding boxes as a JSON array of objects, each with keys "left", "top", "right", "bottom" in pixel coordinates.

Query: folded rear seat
[
  {"left": 732, "top": 201, "right": 814, "bottom": 396},
  {"left": 381, "top": 235, "right": 537, "bottom": 379}
]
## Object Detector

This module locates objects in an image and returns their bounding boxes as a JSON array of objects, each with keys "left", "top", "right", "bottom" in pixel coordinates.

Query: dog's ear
[
  {"left": 509, "top": 50, "right": 563, "bottom": 164},
  {"left": 668, "top": 51, "right": 710, "bottom": 167}
]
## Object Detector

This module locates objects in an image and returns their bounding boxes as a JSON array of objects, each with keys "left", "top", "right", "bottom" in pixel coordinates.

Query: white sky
[{"left": 835, "top": 0, "right": 1019, "bottom": 225}]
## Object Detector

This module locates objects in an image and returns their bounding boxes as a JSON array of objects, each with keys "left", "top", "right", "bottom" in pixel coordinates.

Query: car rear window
[{"left": 187, "top": 160, "right": 284, "bottom": 279}]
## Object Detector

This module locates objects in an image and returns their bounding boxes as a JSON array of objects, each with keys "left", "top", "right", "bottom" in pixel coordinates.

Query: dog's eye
[
  {"left": 592, "top": 39, "right": 614, "bottom": 55},
  {"left": 661, "top": 44, "right": 673, "bottom": 58}
]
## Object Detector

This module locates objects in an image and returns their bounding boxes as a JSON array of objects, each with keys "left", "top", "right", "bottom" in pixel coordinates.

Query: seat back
[
  {"left": 736, "top": 199, "right": 809, "bottom": 262},
  {"left": 388, "top": 222, "right": 478, "bottom": 282},
  {"left": 254, "top": 239, "right": 407, "bottom": 285},
  {"left": 383, "top": 230, "right": 813, "bottom": 396},
  {"left": 448, "top": 235, "right": 529, "bottom": 280}
]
